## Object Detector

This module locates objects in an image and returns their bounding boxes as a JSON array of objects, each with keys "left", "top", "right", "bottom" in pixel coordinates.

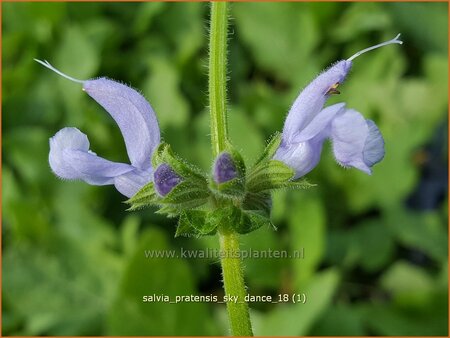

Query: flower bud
[
  {"left": 154, "top": 163, "right": 182, "bottom": 196},
  {"left": 213, "top": 152, "right": 239, "bottom": 184}
]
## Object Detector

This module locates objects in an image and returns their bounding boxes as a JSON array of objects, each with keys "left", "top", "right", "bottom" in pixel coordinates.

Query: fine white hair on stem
[
  {"left": 347, "top": 34, "right": 403, "bottom": 62},
  {"left": 34, "top": 59, "right": 85, "bottom": 83}
]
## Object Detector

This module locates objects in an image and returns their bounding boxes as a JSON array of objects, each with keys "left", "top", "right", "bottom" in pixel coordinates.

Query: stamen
[
  {"left": 347, "top": 34, "right": 403, "bottom": 62},
  {"left": 34, "top": 59, "right": 85, "bottom": 83}
]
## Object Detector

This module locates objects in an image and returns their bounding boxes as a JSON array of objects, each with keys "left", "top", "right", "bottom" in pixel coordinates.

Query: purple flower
[
  {"left": 214, "top": 152, "right": 238, "bottom": 184},
  {"left": 274, "top": 35, "right": 402, "bottom": 178},
  {"left": 154, "top": 163, "right": 182, "bottom": 196},
  {"left": 37, "top": 60, "right": 160, "bottom": 198}
]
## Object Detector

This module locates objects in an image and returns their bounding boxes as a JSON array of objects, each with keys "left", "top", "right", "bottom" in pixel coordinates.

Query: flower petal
[
  {"left": 83, "top": 78, "right": 160, "bottom": 170},
  {"left": 282, "top": 60, "right": 352, "bottom": 143},
  {"left": 293, "top": 103, "right": 346, "bottom": 143},
  {"left": 114, "top": 168, "right": 153, "bottom": 198},
  {"left": 330, "top": 109, "right": 372, "bottom": 174},
  {"left": 153, "top": 163, "right": 182, "bottom": 196},
  {"left": 49, "top": 127, "right": 134, "bottom": 185},
  {"left": 274, "top": 133, "right": 326, "bottom": 179},
  {"left": 214, "top": 152, "right": 238, "bottom": 183},
  {"left": 363, "top": 120, "right": 385, "bottom": 166}
]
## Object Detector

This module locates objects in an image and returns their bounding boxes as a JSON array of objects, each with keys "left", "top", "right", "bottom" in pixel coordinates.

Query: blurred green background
[{"left": 2, "top": 2, "right": 448, "bottom": 336}]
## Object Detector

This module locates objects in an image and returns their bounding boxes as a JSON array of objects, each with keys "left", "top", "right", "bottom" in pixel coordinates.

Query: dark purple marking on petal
[
  {"left": 154, "top": 163, "right": 182, "bottom": 196},
  {"left": 214, "top": 152, "right": 238, "bottom": 184}
]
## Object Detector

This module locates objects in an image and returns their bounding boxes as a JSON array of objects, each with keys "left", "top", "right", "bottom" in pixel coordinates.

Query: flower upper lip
[{"left": 38, "top": 60, "right": 161, "bottom": 198}]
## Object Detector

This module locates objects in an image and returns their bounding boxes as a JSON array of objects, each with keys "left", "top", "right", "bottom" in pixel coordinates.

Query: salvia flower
[
  {"left": 153, "top": 163, "right": 183, "bottom": 197},
  {"left": 214, "top": 152, "right": 238, "bottom": 184},
  {"left": 274, "top": 35, "right": 403, "bottom": 178},
  {"left": 36, "top": 60, "right": 160, "bottom": 198}
]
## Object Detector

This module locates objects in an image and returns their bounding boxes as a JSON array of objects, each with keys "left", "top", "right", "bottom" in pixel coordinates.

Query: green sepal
[
  {"left": 175, "top": 210, "right": 218, "bottom": 237},
  {"left": 160, "top": 181, "right": 210, "bottom": 210},
  {"left": 215, "top": 205, "right": 274, "bottom": 234},
  {"left": 247, "top": 159, "right": 315, "bottom": 193},
  {"left": 125, "top": 182, "right": 158, "bottom": 211},
  {"left": 247, "top": 159, "right": 294, "bottom": 192},
  {"left": 253, "top": 132, "right": 282, "bottom": 167},
  {"left": 242, "top": 191, "right": 272, "bottom": 217},
  {"left": 234, "top": 209, "right": 275, "bottom": 234}
]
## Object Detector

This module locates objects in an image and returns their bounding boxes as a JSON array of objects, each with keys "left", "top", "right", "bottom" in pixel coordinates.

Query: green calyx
[{"left": 126, "top": 136, "right": 314, "bottom": 237}]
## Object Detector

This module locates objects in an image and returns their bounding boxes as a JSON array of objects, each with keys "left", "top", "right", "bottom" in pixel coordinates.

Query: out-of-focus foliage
[{"left": 2, "top": 2, "right": 448, "bottom": 336}]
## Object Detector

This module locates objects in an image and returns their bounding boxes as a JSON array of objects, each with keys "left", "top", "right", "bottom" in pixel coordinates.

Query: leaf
[
  {"left": 176, "top": 210, "right": 217, "bottom": 237},
  {"left": 236, "top": 209, "right": 274, "bottom": 234},
  {"left": 107, "top": 228, "right": 220, "bottom": 335},
  {"left": 3, "top": 241, "right": 121, "bottom": 335},
  {"left": 253, "top": 268, "right": 340, "bottom": 336},
  {"left": 288, "top": 195, "right": 326, "bottom": 286},
  {"left": 143, "top": 57, "right": 189, "bottom": 128},
  {"left": 233, "top": 2, "right": 320, "bottom": 84},
  {"left": 379, "top": 261, "right": 436, "bottom": 307},
  {"left": 309, "top": 304, "right": 366, "bottom": 336},
  {"left": 242, "top": 191, "right": 272, "bottom": 217},
  {"left": 387, "top": 208, "right": 447, "bottom": 262}
]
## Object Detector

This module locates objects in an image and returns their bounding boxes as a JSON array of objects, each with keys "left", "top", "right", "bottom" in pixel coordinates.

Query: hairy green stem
[
  {"left": 218, "top": 227, "right": 253, "bottom": 336},
  {"left": 209, "top": 2, "right": 253, "bottom": 336},
  {"left": 209, "top": 1, "right": 229, "bottom": 157}
]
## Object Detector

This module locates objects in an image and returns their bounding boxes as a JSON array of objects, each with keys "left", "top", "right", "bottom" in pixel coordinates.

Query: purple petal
[
  {"left": 153, "top": 163, "right": 182, "bottom": 196},
  {"left": 331, "top": 109, "right": 382, "bottom": 174},
  {"left": 293, "top": 103, "right": 346, "bottom": 143},
  {"left": 114, "top": 168, "right": 153, "bottom": 198},
  {"left": 214, "top": 152, "right": 238, "bottom": 183},
  {"left": 49, "top": 127, "right": 134, "bottom": 185},
  {"left": 83, "top": 78, "right": 160, "bottom": 171},
  {"left": 282, "top": 60, "right": 352, "bottom": 143},
  {"left": 363, "top": 120, "right": 385, "bottom": 166},
  {"left": 274, "top": 132, "right": 326, "bottom": 179}
]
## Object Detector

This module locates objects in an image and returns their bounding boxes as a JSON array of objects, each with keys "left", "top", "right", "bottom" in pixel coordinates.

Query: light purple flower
[
  {"left": 37, "top": 60, "right": 160, "bottom": 198},
  {"left": 214, "top": 152, "right": 238, "bottom": 184},
  {"left": 154, "top": 163, "right": 182, "bottom": 196},
  {"left": 274, "top": 35, "right": 402, "bottom": 178}
]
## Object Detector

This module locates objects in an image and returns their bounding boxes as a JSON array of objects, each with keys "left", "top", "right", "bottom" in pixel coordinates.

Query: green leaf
[
  {"left": 143, "top": 57, "right": 189, "bottom": 129},
  {"left": 176, "top": 210, "right": 217, "bottom": 237},
  {"left": 288, "top": 195, "right": 326, "bottom": 286},
  {"left": 379, "top": 261, "right": 436, "bottom": 307},
  {"left": 387, "top": 208, "right": 447, "bottom": 262},
  {"left": 253, "top": 268, "right": 340, "bottom": 336},
  {"left": 242, "top": 191, "right": 272, "bottom": 217},
  {"left": 107, "top": 228, "right": 220, "bottom": 335},
  {"left": 233, "top": 2, "right": 320, "bottom": 84},
  {"left": 3, "top": 241, "right": 121, "bottom": 335},
  {"left": 309, "top": 304, "right": 366, "bottom": 336},
  {"left": 236, "top": 209, "right": 274, "bottom": 234}
]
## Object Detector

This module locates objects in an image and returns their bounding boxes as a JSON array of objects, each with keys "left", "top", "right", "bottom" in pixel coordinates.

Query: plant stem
[
  {"left": 218, "top": 227, "right": 253, "bottom": 336},
  {"left": 209, "top": 1, "right": 228, "bottom": 157},
  {"left": 209, "top": 2, "right": 253, "bottom": 336}
]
